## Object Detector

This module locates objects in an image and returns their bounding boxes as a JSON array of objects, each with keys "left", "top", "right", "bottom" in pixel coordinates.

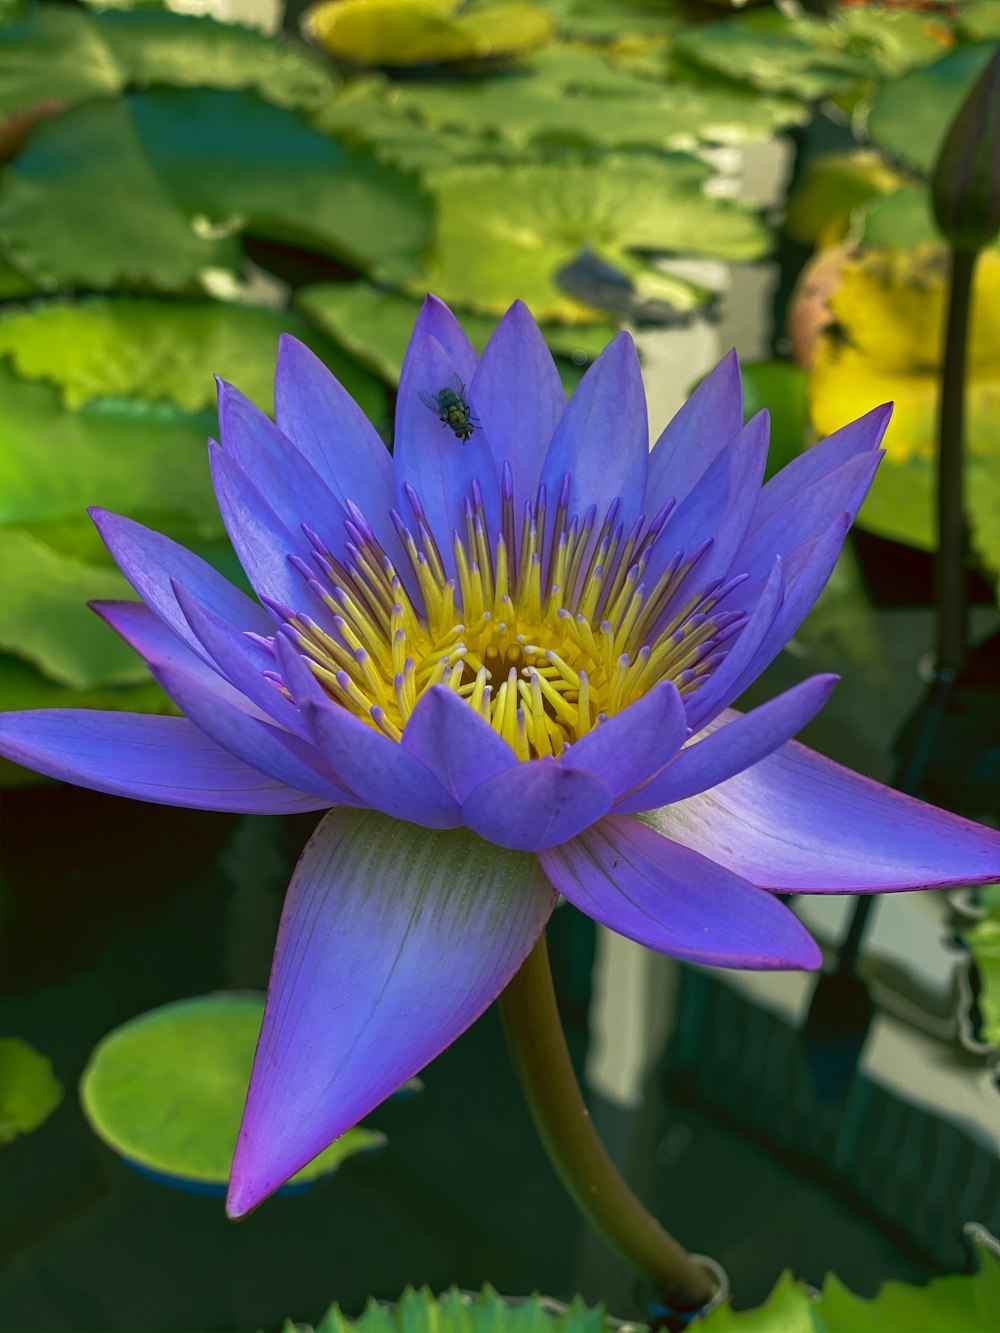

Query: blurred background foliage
[{"left": 0, "top": 0, "right": 997, "bottom": 724}]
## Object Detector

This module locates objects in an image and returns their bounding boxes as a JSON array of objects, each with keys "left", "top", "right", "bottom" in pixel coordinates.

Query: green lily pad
[
  {"left": 0, "top": 90, "right": 430, "bottom": 292},
  {"left": 740, "top": 360, "right": 810, "bottom": 482},
  {"left": 295, "top": 280, "right": 615, "bottom": 384},
  {"left": 304, "top": 0, "right": 554, "bottom": 69},
  {"left": 0, "top": 1038, "right": 63, "bottom": 1144},
  {"left": 965, "top": 902, "right": 1000, "bottom": 1048},
  {"left": 381, "top": 43, "right": 805, "bottom": 151},
  {"left": 0, "top": 296, "right": 385, "bottom": 417},
  {"left": 867, "top": 43, "right": 998, "bottom": 177},
  {"left": 80, "top": 994, "right": 384, "bottom": 1191},
  {"left": 858, "top": 184, "right": 942, "bottom": 248},
  {"left": 959, "top": 1, "right": 1000, "bottom": 41},
  {"left": 541, "top": 0, "right": 684, "bottom": 41},
  {"left": 311, "top": 1285, "right": 627, "bottom": 1333},
  {"left": 0, "top": 6, "right": 335, "bottom": 119},
  {"left": 406, "top": 153, "right": 768, "bottom": 322},
  {"left": 783, "top": 150, "right": 907, "bottom": 247},
  {"left": 674, "top": 8, "right": 952, "bottom": 105}
]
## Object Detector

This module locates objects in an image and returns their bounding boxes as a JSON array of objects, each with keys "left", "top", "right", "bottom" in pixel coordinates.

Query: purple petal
[
  {"left": 172, "top": 582, "right": 310, "bottom": 738},
  {"left": 561, "top": 681, "right": 687, "bottom": 801},
  {"left": 750, "top": 403, "right": 890, "bottom": 533},
  {"left": 400, "top": 685, "right": 516, "bottom": 803},
  {"left": 461, "top": 760, "right": 612, "bottom": 851},
  {"left": 650, "top": 739, "right": 1000, "bottom": 891},
  {"left": 304, "top": 696, "right": 460, "bottom": 828},
  {"left": 91, "top": 600, "right": 249, "bottom": 711},
  {"left": 274, "top": 335, "right": 395, "bottom": 529},
  {"left": 537, "top": 332, "right": 647, "bottom": 538},
  {"left": 538, "top": 815, "right": 821, "bottom": 969},
  {"left": 216, "top": 381, "right": 352, "bottom": 561},
  {"left": 227, "top": 807, "right": 554, "bottom": 1215},
  {"left": 645, "top": 349, "right": 743, "bottom": 516},
  {"left": 645, "top": 409, "right": 769, "bottom": 595},
  {"left": 621, "top": 675, "right": 838, "bottom": 812},
  {"left": 735, "top": 449, "right": 880, "bottom": 591},
  {"left": 90, "top": 509, "right": 270, "bottom": 659},
  {"left": 149, "top": 662, "right": 347, "bottom": 803},
  {"left": 393, "top": 328, "right": 500, "bottom": 574},
  {"left": 0, "top": 710, "right": 329, "bottom": 812},
  {"left": 469, "top": 300, "right": 565, "bottom": 515},
  {"left": 407, "top": 294, "right": 479, "bottom": 385}
]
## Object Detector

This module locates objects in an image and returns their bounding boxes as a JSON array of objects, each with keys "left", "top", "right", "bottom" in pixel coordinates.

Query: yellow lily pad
[
  {"left": 305, "top": 0, "right": 554, "bottom": 69},
  {"left": 80, "top": 994, "right": 385, "bottom": 1192}
]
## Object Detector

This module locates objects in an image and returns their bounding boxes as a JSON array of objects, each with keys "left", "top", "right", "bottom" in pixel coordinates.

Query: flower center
[{"left": 277, "top": 466, "right": 747, "bottom": 760}]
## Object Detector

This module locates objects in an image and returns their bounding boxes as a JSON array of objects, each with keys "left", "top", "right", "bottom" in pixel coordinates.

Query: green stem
[
  {"left": 498, "top": 934, "right": 716, "bottom": 1311},
  {"left": 935, "top": 246, "right": 979, "bottom": 675}
]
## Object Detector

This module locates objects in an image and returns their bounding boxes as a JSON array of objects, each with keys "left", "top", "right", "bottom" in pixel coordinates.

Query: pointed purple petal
[
  {"left": 751, "top": 403, "right": 890, "bottom": 532},
  {"left": 561, "top": 681, "right": 687, "bottom": 801},
  {"left": 538, "top": 332, "right": 647, "bottom": 537},
  {"left": 461, "top": 760, "right": 612, "bottom": 851},
  {"left": 149, "top": 662, "right": 347, "bottom": 803},
  {"left": 227, "top": 808, "right": 554, "bottom": 1215},
  {"left": 620, "top": 675, "right": 838, "bottom": 812},
  {"left": 304, "top": 696, "right": 460, "bottom": 828},
  {"left": 90, "top": 509, "right": 270, "bottom": 658},
  {"left": 0, "top": 711, "right": 329, "bottom": 812},
  {"left": 408, "top": 294, "right": 479, "bottom": 384},
  {"left": 393, "top": 329, "right": 500, "bottom": 573},
  {"left": 400, "top": 685, "right": 516, "bottom": 803},
  {"left": 469, "top": 300, "right": 565, "bottom": 514},
  {"left": 538, "top": 816, "right": 820, "bottom": 969},
  {"left": 645, "top": 349, "right": 743, "bottom": 515},
  {"left": 172, "top": 582, "right": 309, "bottom": 738},
  {"left": 274, "top": 335, "right": 395, "bottom": 525},
  {"left": 650, "top": 739, "right": 1000, "bottom": 892}
]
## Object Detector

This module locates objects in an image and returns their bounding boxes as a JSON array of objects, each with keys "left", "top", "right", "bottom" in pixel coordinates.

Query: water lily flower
[{"left": 2, "top": 299, "right": 998, "bottom": 1218}]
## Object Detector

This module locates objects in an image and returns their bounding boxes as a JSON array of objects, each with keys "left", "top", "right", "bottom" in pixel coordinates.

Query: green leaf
[
  {"left": 295, "top": 280, "right": 615, "bottom": 385},
  {"left": 740, "top": 360, "right": 810, "bottom": 481},
  {"left": 814, "top": 1232, "right": 1000, "bottom": 1333},
  {"left": 0, "top": 90, "right": 431, "bottom": 292},
  {"left": 314, "top": 1286, "right": 622, "bottom": 1333},
  {"left": 700, "top": 1271, "right": 818, "bottom": 1332},
  {"left": 0, "top": 6, "right": 335, "bottom": 119},
  {"left": 959, "top": 1, "right": 1000, "bottom": 41},
  {"left": 0, "top": 1037, "right": 63, "bottom": 1144},
  {"left": 0, "top": 296, "right": 385, "bottom": 418},
  {"left": 0, "top": 97, "right": 236, "bottom": 291},
  {"left": 858, "top": 184, "right": 941, "bottom": 248},
  {"left": 80, "top": 994, "right": 384, "bottom": 1189},
  {"left": 867, "top": 43, "right": 998, "bottom": 177},
  {"left": 0, "top": 527, "right": 142, "bottom": 689},
  {"left": 379, "top": 44, "right": 805, "bottom": 151},
  {"left": 408, "top": 153, "right": 769, "bottom": 322},
  {"left": 0, "top": 653, "right": 171, "bottom": 743},
  {"left": 305, "top": 0, "right": 554, "bottom": 69},
  {"left": 674, "top": 8, "right": 952, "bottom": 104},
  {"left": 783, "top": 149, "right": 907, "bottom": 247}
]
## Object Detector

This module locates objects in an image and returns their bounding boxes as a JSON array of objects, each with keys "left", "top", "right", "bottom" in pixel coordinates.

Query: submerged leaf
[
  {"left": 0, "top": 1038, "right": 63, "bottom": 1144},
  {"left": 80, "top": 995, "right": 384, "bottom": 1190}
]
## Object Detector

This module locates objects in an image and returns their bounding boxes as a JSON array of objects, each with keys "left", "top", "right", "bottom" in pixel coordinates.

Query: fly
[{"left": 419, "top": 374, "right": 479, "bottom": 443}]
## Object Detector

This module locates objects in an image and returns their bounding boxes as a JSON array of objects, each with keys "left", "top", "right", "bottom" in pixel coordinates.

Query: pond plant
[{"left": 2, "top": 294, "right": 999, "bottom": 1315}]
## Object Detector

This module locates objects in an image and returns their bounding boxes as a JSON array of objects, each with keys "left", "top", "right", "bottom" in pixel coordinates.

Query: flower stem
[
  {"left": 498, "top": 933, "right": 715, "bottom": 1310},
  {"left": 935, "top": 246, "right": 978, "bottom": 675}
]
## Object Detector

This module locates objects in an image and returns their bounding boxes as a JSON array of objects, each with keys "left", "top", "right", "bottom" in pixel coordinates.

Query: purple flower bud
[{"left": 932, "top": 50, "right": 1000, "bottom": 253}]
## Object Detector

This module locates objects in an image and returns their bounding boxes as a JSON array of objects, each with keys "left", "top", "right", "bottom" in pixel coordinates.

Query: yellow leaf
[{"left": 809, "top": 245, "right": 1000, "bottom": 462}]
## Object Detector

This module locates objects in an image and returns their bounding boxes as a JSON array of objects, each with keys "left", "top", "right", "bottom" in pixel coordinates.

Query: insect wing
[{"left": 418, "top": 389, "right": 443, "bottom": 413}]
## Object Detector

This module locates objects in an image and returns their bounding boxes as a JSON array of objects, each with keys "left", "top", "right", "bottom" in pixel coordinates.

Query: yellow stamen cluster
[{"left": 284, "top": 480, "right": 743, "bottom": 761}]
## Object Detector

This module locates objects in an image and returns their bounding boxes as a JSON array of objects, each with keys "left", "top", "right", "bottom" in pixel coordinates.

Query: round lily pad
[
  {"left": 80, "top": 994, "right": 385, "bottom": 1194},
  {"left": 0, "top": 1037, "right": 62, "bottom": 1144}
]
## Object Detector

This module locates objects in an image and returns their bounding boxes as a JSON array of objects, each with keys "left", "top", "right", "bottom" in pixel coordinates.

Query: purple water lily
[{"left": 3, "top": 298, "right": 998, "bottom": 1217}]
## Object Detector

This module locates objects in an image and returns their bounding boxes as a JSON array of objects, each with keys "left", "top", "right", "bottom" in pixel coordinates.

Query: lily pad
[
  {"left": 0, "top": 90, "right": 430, "bottom": 292},
  {"left": 959, "top": 1, "right": 1000, "bottom": 41},
  {"left": 783, "top": 150, "right": 907, "bottom": 247},
  {"left": 965, "top": 899, "right": 1000, "bottom": 1048},
  {"left": 0, "top": 296, "right": 385, "bottom": 417},
  {"left": 674, "top": 8, "right": 953, "bottom": 104},
  {"left": 0, "top": 654, "right": 171, "bottom": 742},
  {"left": 381, "top": 43, "right": 805, "bottom": 151},
  {"left": 304, "top": 0, "right": 554, "bottom": 69},
  {"left": 295, "top": 280, "right": 615, "bottom": 384},
  {"left": 406, "top": 153, "right": 769, "bottom": 322},
  {"left": 867, "top": 43, "right": 998, "bottom": 177},
  {"left": 0, "top": 1038, "right": 62, "bottom": 1144},
  {"left": 0, "top": 6, "right": 335, "bottom": 119},
  {"left": 808, "top": 246, "right": 1000, "bottom": 571},
  {"left": 313, "top": 1286, "right": 627, "bottom": 1333},
  {"left": 80, "top": 994, "right": 384, "bottom": 1192}
]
